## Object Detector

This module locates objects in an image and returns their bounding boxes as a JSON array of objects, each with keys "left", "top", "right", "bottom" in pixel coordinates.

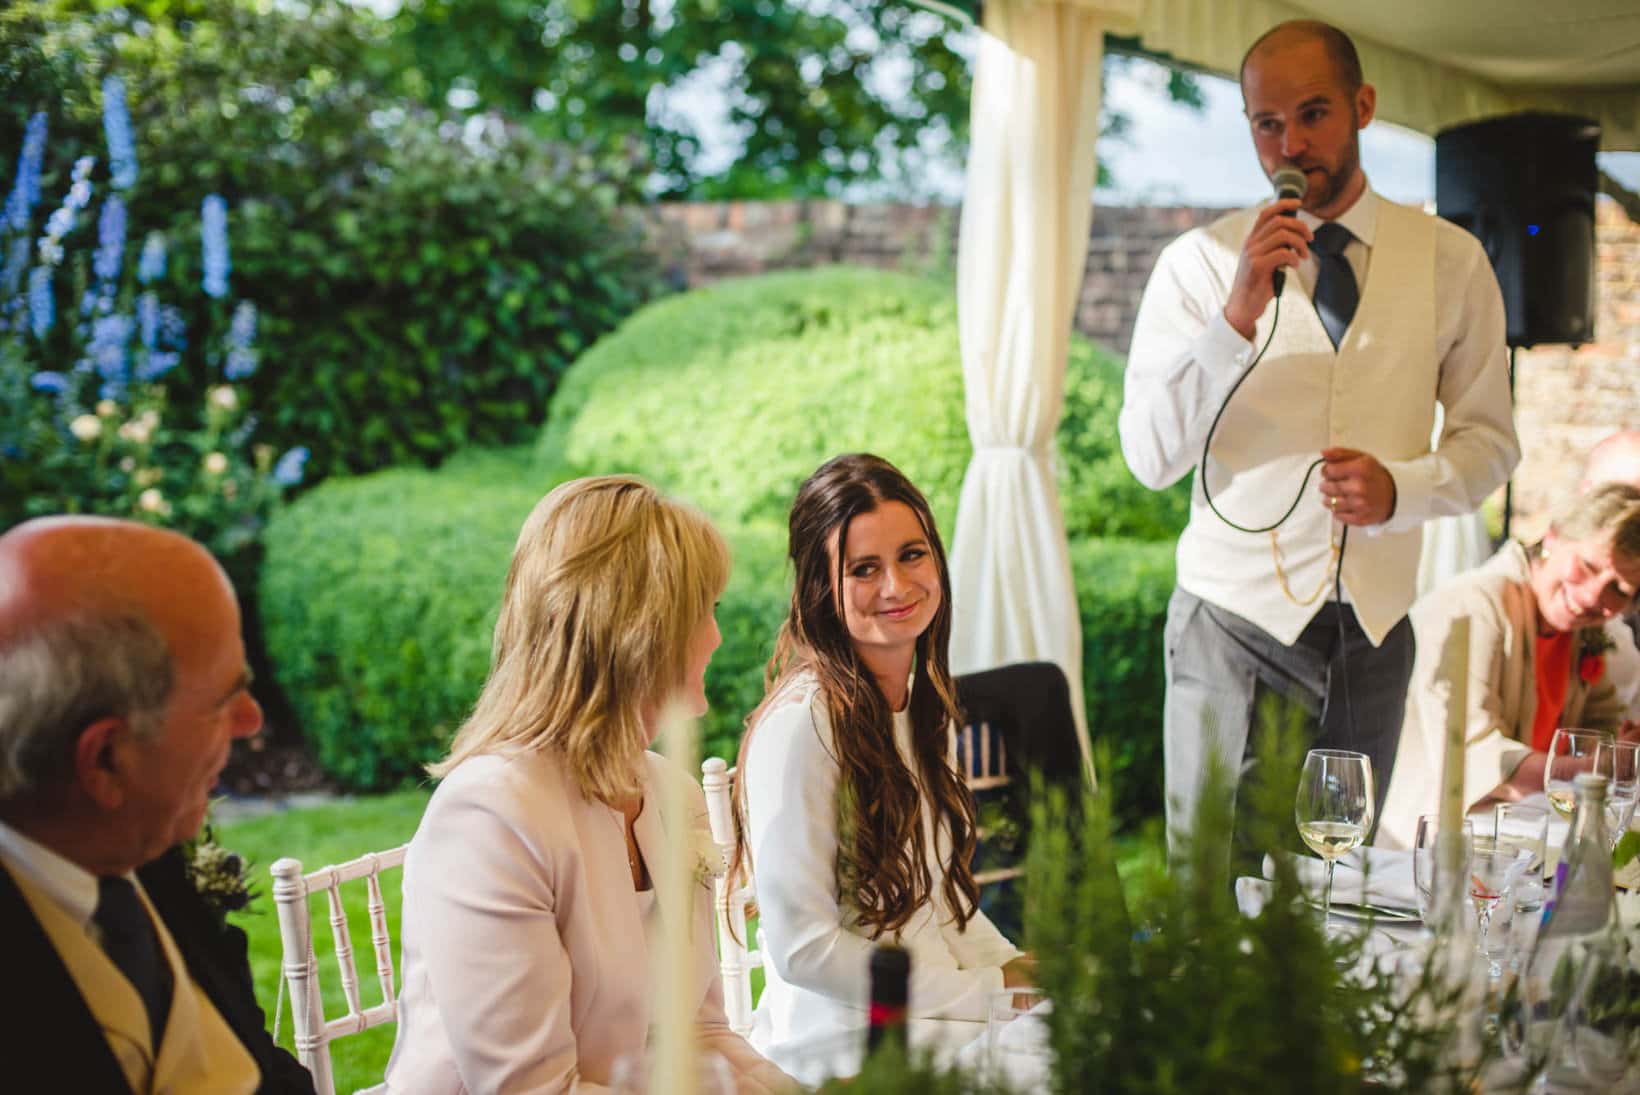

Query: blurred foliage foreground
[{"left": 836, "top": 715, "right": 1502, "bottom": 1094}]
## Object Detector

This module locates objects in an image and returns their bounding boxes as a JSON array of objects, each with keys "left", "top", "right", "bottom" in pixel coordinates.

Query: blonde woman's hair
[
  {"left": 429, "top": 476, "right": 729, "bottom": 802},
  {"left": 1547, "top": 481, "right": 1640, "bottom": 563}
]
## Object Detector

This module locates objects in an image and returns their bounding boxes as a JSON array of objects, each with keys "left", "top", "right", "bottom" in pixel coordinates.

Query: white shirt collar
[
  {"left": 1299, "top": 180, "right": 1378, "bottom": 248},
  {"left": 0, "top": 817, "right": 104, "bottom": 932}
]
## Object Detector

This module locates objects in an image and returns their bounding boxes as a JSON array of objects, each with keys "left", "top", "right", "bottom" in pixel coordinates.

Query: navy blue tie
[
  {"left": 1311, "top": 222, "right": 1358, "bottom": 350},
  {"left": 95, "top": 876, "right": 175, "bottom": 1051}
]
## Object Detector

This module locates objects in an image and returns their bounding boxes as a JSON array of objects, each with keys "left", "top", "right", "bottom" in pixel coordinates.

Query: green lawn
[{"left": 217, "top": 789, "right": 432, "bottom": 1095}]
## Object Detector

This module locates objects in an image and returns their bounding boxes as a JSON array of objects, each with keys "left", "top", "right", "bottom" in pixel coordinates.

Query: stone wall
[{"left": 644, "top": 199, "right": 1640, "bottom": 532}]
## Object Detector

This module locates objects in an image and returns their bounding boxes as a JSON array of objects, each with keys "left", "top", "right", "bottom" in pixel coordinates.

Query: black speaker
[{"left": 1435, "top": 112, "right": 1600, "bottom": 348}]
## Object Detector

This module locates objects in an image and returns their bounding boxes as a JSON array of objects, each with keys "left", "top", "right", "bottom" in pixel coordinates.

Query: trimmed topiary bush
[
  {"left": 1071, "top": 537, "right": 1176, "bottom": 828},
  {"left": 263, "top": 267, "right": 1184, "bottom": 823}
]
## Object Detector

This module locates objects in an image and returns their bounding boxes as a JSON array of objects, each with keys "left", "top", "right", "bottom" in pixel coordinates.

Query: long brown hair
[
  {"left": 734, "top": 453, "right": 980, "bottom": 937},
  {"left": 430, "top": 476, "right": 729, "bottom": 803}
]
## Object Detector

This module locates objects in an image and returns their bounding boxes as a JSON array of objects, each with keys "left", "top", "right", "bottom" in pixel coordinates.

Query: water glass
[
  {"left": 1594, "top": 738, "right": 1639, "bottom": 849},
  {"left": 1485, "top": 802, "right": 1550, "bottom": 879},
  {"left": 1413, "top": 813, "right": 1473, "bottom": 924},
  {"left": 1469, "top": 835, "right": 1532, "bottom": 970},
  {"left": 1545, "top": 728, "right": 1614, "bottom": 820}
]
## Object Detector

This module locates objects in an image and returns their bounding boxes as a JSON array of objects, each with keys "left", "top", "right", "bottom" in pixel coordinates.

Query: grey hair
[
  {"left": 1548, "top": 481, "right": 1640, "bottom": 562},
  {"left": 0, "top": 612, "right": 173, "bottom": 800}
]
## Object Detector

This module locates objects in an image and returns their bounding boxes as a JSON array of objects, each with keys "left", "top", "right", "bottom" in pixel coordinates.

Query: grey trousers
[{"left": 1162, "top": 588, "right": 1413, "bottom": 866}]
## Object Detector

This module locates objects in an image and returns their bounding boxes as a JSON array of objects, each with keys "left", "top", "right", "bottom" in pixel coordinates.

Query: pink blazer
[{"left": 384, "top": 749, "right": 789, "bottom": 1094}]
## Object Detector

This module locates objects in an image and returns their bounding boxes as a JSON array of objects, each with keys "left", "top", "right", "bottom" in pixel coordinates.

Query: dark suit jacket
[{"left": 0, "top": 846, "right": 314, "bottom": 1094}]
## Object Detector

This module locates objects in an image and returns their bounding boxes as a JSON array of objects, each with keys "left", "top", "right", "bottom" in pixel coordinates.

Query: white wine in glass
[
  {"left": 1294, "top": 749, "right": 1374, "bottom": 925},
  {"left": 1298, "top": 820, "right": 1367, "bottom": 859},
  {"left": 1545, "top": 728, "right": 1613, "bottom": 820}
]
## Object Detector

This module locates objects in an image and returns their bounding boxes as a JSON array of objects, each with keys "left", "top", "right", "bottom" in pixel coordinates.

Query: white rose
[
  {"left": 118, "top": 419, "right": 154, "bottom": 445},
  {"left": 208, "top": 385, "right": 239, "bottom": 412},
  {"left": 96, "top": 400, "right": 118, "bottom": 417},
  {"left": 203, "top": 452, "right": 229, "bottom": 475},
  {"left": 137, "top": 488, "right": 170, "bottom": 515},
  {"left": 69, "top": 415, "right": 102, "bottom": 442}
]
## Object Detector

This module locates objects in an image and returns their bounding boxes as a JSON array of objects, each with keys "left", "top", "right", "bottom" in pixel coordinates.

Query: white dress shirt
[
  {"left": 742, "top": 672, "right": 1021, "bottom": 1084},
  {"left": 0, "top": 817, "right": 103, "bottom": 934},
  {"left": 1118, "top": 185, "right": 1519, "bottom": 645}
]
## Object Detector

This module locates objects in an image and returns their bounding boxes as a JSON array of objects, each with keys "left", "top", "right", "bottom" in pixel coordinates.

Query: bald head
[
  {"left": 0, "top": 516, "right": 234, "bottom": 651},
  {"left": 0, "top": 521, "right": 249, "bottom": 819},
  {"left": 1240, "top": 19, "right": 1364, "bottom": 95},
  {"left": 1581, "top": 431, "right": 1640, "bottom": 494}
]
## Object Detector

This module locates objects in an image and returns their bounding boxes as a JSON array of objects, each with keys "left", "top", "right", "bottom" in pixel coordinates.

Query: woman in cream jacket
[
  {"left": 1378, "top": 483, "right": 1640, "bottom": 848},
  {"left": 384, "top": 477, "right": 789, "bottom": 1094}
]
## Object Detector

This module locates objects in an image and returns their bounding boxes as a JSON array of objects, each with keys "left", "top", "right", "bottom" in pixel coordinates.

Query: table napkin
[{"left": 1263, "top": 847, "right": 1420, "bottom": 911}]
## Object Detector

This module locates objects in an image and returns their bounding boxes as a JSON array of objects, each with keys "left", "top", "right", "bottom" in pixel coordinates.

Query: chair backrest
[
  {"left": 701, "top": 757, "right": 760, "bottom": 1039},
  {"left": 954, "top": 717, "right": 1024, "bottom": 889},
  {"left": 270, "top": 845, "right": 408, "bottom": 1095}
]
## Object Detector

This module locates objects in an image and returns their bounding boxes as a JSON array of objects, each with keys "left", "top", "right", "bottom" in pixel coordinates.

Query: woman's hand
[
  {"left": 1618, "top": 719, "right": 1640, "bottom": 745},
  {"left": 1001, "top": 954, "right": 1036, "bottom": 989}
]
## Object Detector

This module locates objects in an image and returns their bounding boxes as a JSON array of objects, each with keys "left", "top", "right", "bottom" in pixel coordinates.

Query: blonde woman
[
  {"left": 1378, "top": 482, "right": 1640, "bottom": 848},
  {"left": 385, "top": 477, "right": 790, "bottom": 1094}
]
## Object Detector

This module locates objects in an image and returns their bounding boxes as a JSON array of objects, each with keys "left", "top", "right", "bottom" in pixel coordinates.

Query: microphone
[{"left": 1270, "top": 167, "right": 1308, "bottom": 296}]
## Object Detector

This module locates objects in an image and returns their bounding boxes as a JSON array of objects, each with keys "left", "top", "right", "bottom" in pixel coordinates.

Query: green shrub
[
  {"left": 264, "top": 268, "right": 1183, "bottom": 822},
  {"left": 3, "top": 2, "right": 658, "bottom": 482},
  {"left": 259, "top": 448, "right": 547, "bottom": 789},
  {"left": 1071, "top": 537, "right": 1175, "bottom": 828}
]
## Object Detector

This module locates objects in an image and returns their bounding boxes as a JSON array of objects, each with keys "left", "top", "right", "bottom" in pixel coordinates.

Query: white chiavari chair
[
  {"left": 700, "top": 757, "right": 760, "bottom": 1039},
  {"left": 270, "top": 846, "right": 408, "bottom": 1095}
]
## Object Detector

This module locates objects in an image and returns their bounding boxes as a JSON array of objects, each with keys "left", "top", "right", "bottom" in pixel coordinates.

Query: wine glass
[
  {"left": 1413, "top": 814, "right": 1473, "bottom": 925},
  {"left": 1594, "top": 739, "right": 1639, "bottom": 849},
  {"left": 1469, "top": 834, "right": 1532, "bottom": 974},
  {"left": 1544, "top": 728, "right": 1614, "bottom": 820},
  {"left": 1294, "top": 749, "right": 1374, "bottom": 924}
]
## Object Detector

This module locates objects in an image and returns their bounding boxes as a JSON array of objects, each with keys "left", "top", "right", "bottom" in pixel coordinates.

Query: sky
[{"left": 1095, "top": 56, "right": 1640, "bottom": 209}]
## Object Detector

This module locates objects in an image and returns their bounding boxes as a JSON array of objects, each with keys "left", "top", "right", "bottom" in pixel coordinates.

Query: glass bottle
[
  {"left": 1514, "top": 772, "right": 1629, "bottom": 1089},
  {"left": 865, "top": 943, "right": 910, "bottom": 1056}
]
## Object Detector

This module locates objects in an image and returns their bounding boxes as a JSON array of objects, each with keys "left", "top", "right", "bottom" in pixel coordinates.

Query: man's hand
[
  {"left": 1319, "top": 448, "right": 1397, "bottom": 527},
  {"left": 1223, "top": 198, "right": 1311, "bottom": 340}
]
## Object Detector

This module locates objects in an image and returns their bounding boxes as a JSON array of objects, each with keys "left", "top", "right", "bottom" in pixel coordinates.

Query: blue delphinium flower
[
  {"left": 88, "top": 312, "right": 132, "bottom": 383},
  {"left": 138, "top": 291, "right": 160, "bottom": 350},
  {"left": 159, "top": 304, "right": 187, "bottom": 349},
  {"left": 37, "top": 158, "right": 96, "bottom": 269},
  {"left": 27, "top": 266, "right": 53, "bottom": 337},
  {"left": 136, "top": 350, "right": 180, "bottom": 382},
  {"left": 201, "top": 194, "right": 230, "bottom": 299},
  {"left": 224, "top": 300, "right": 258, "bottom": 379},
  {"left": 2, "top": 237, "right": 29, "bottom": 296},
  {"left": 29, "top": 371, "right": 69, "bottom": 395},
  {"left": 137, "top": 231, "right": 166, "bottom": 284},
  {"left": 102, "top": 76, "right": 138, "bottom": 192},
  {"left": 3, "top": 112, "right": 48, "bottom": 232},
  {"left": 273, "top": 446, "right": 310, "bottom": 487},
  {"left": 94, "top": 194, "right": 127, "bottom": 282}
]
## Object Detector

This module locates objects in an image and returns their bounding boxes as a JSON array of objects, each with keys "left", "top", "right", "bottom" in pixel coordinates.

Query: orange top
[{"left": 1531, "top": 629, "right": 1574, "bottom": 753}]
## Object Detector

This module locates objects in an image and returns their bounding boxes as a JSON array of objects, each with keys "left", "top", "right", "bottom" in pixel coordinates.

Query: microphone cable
[{"left": 1197, "top": 292, "right": 1359, "bottom": 748}]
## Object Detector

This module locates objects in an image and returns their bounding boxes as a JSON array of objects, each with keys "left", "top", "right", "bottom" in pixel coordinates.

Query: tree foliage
[{"left": 376, "top": 0, "right": 974, "bottom": 199}]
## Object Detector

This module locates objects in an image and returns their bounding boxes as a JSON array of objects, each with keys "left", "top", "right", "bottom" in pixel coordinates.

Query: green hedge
[{"left": 264, "top": 268, "right": 1183, "bottom": 824}]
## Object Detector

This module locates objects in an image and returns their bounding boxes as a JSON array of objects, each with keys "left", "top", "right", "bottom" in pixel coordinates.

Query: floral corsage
[
  {"left": 692, "top": 828, "right": 729, "bottom": 891},
  {"left": 1578, "top": 626, "right": 1616, "bottom": 686},
  {"left": 185, "top": 825, "right": 259, "bottom": 917}
]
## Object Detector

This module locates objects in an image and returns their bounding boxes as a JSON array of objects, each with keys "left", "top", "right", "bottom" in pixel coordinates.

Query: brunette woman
[{"left": 735, "top": 454, "right": 1030, "bottom": 1081}]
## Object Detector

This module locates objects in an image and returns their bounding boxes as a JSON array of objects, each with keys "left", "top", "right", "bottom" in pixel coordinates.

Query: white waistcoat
[{"left": 1176, "top": 198, "right": 1438, "bottom": 647}]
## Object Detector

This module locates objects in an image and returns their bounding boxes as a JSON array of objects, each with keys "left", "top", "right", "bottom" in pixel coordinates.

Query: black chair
[{"left": 953, "top": 661, "right": 1085, "bottom": 940}]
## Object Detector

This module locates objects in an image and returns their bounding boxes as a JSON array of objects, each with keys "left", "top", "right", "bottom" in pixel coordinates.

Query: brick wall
[{"left": 644, "top": 199, "right": 1640, "bottom": 532}]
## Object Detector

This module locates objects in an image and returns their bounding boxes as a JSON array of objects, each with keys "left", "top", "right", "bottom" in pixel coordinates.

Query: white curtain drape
[{"left": 950, "top": 1, "right": 1136, "bottom": 785}]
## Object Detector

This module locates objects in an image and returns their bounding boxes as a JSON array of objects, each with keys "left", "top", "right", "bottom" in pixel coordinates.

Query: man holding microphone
[{"left": 1118, "top": 20, "right": 1520, "bottom": 859}]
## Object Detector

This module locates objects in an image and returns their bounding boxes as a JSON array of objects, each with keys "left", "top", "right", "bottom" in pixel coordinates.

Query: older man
[
  {"left": 1582, "top": 430, "right": 1640, "bottom": 715},
  {"left": 0, "top": 517, "right": 309, "bottom": 1093},
  {"left": 1119, "top": 19, "right": 1520, "bottom": 858}
]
